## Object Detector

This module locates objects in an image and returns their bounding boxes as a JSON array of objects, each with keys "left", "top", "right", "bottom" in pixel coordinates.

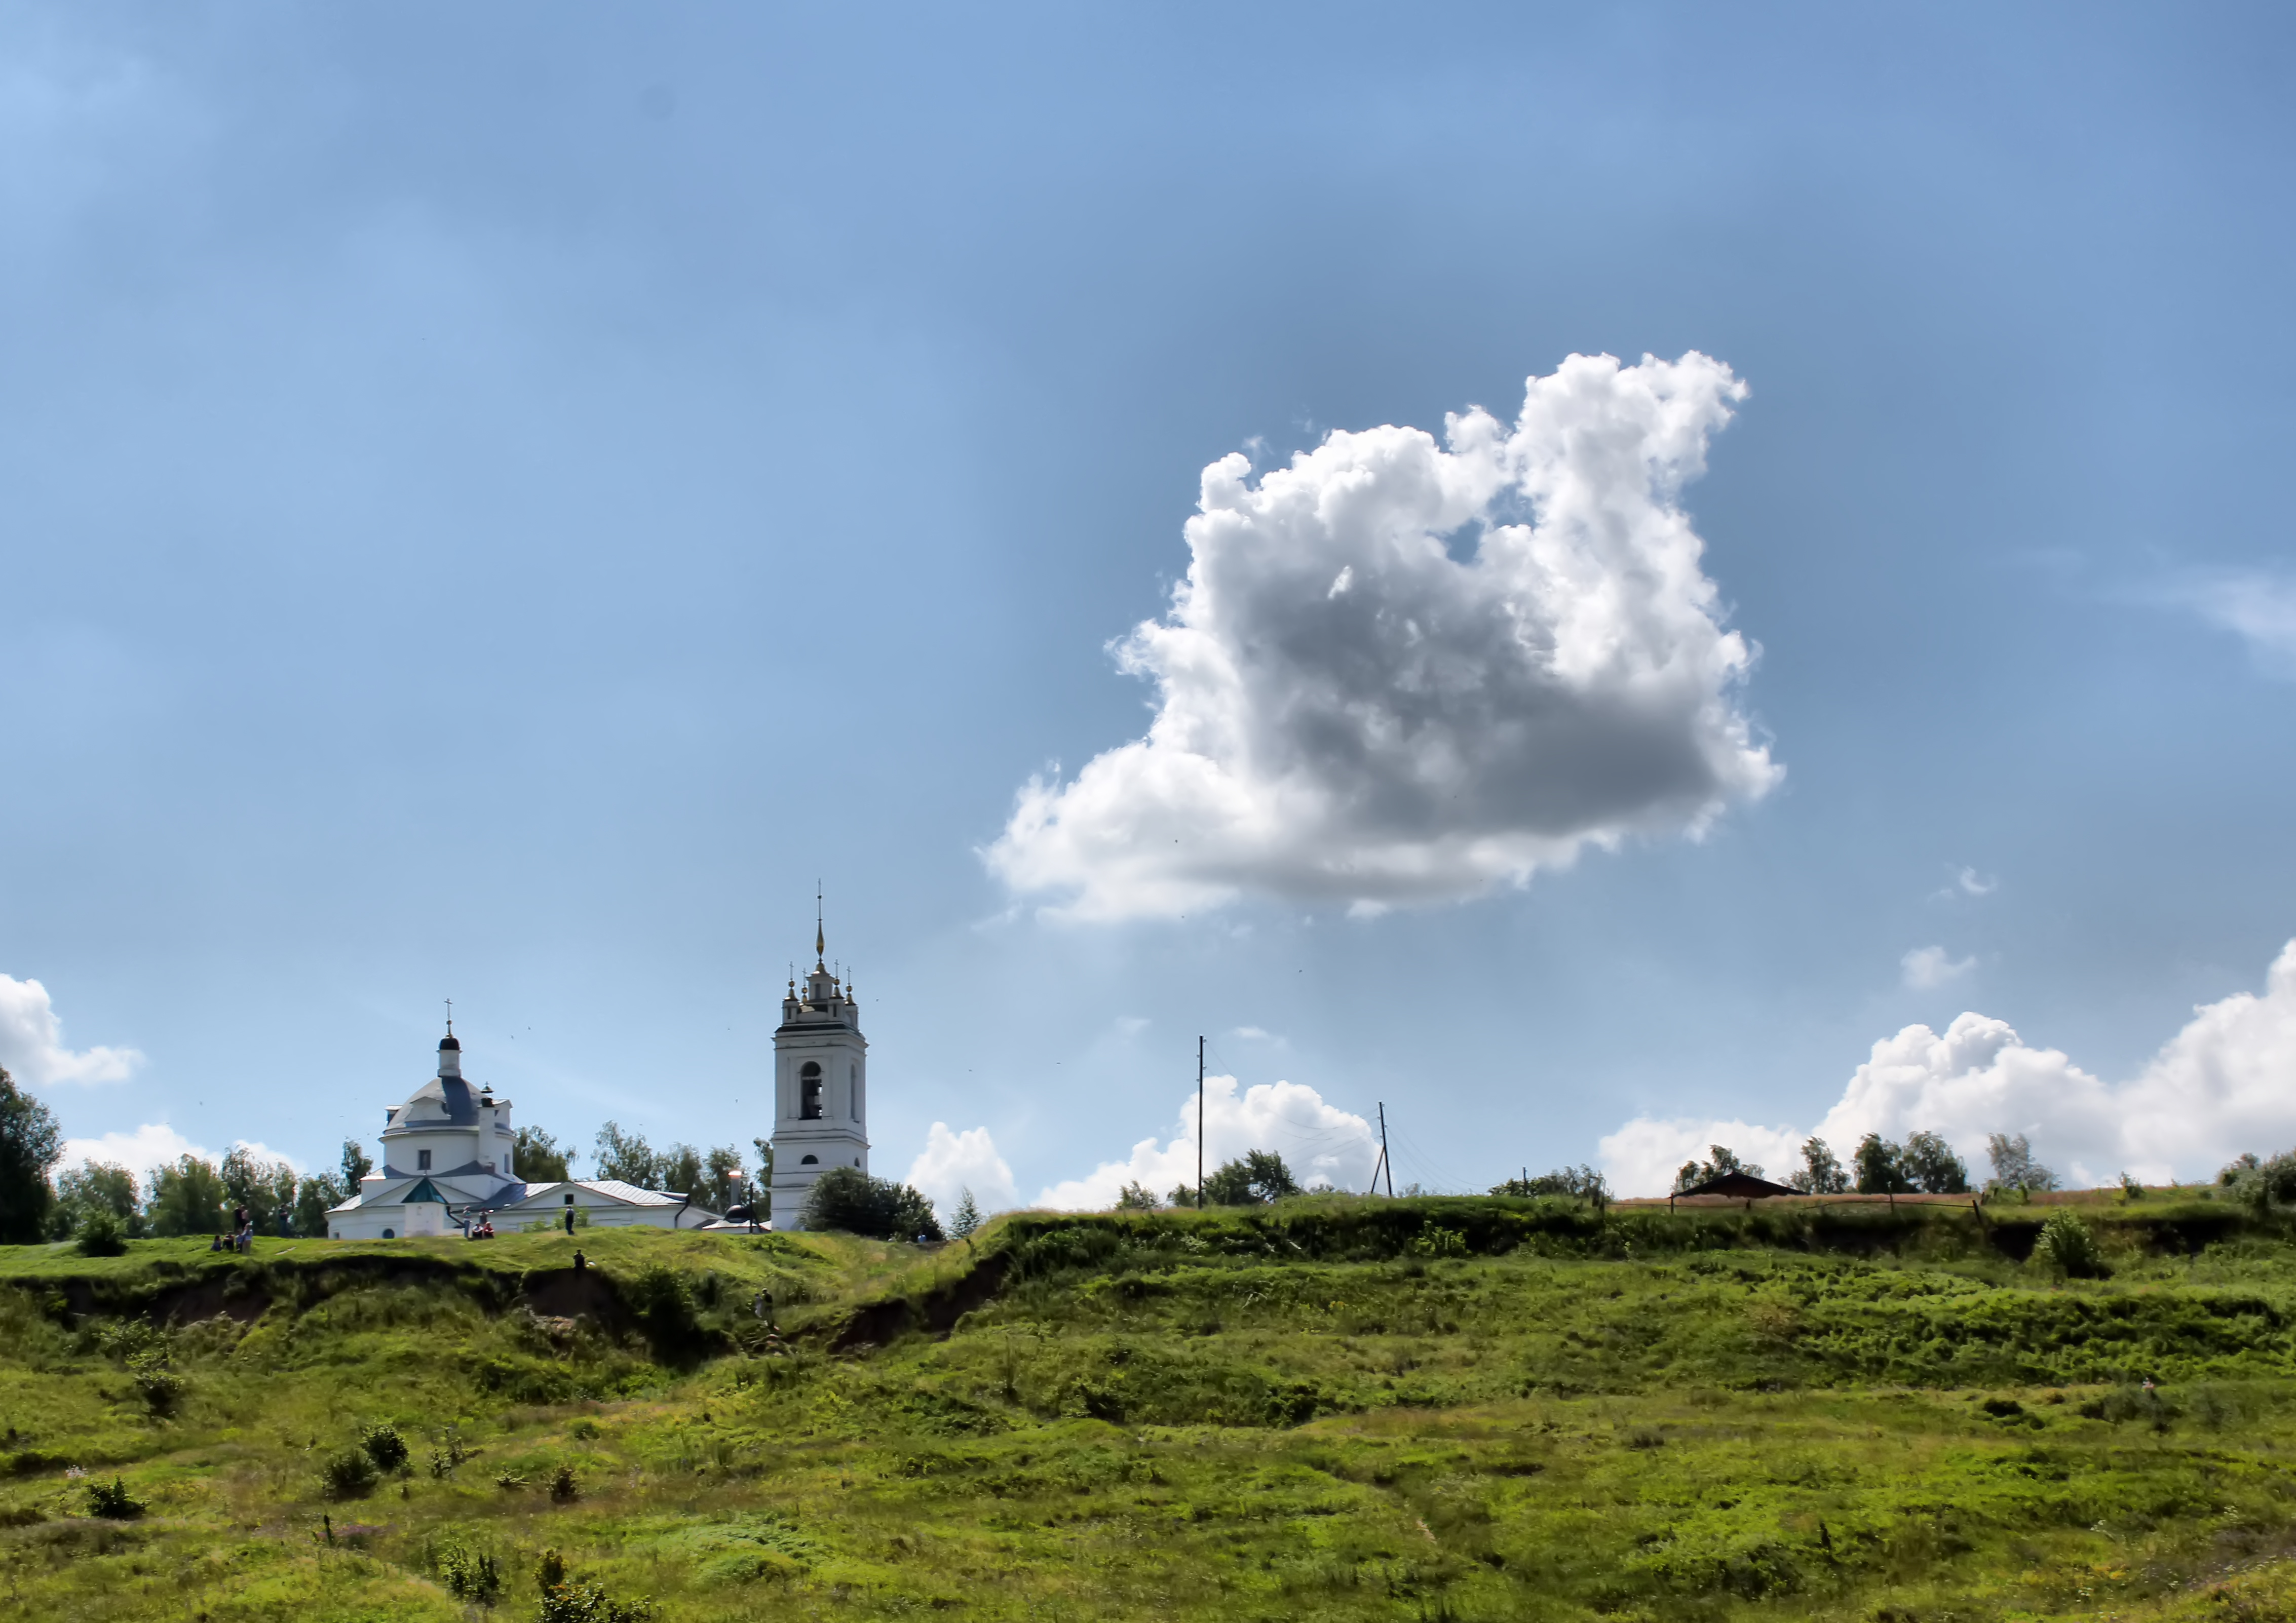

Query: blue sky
[{"left": 8, "top": 4, "right": 2296, "bottom": 1204}]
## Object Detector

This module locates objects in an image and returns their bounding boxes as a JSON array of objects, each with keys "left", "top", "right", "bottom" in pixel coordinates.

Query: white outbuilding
[{"left": 326, "top": 1027, "right": 720, "bottom": 1239}]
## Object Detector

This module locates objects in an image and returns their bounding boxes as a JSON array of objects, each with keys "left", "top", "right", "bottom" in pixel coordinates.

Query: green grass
[{"left": 7, "top": 1196, "right": 2296, "bottom": 1619}]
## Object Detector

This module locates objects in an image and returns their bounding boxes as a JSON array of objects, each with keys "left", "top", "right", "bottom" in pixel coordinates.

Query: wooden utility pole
[
  {"left": 1196, "top": 1035, "right": 1205, "bottom": 1207},
  {"left": 1377, "top": 1102, "right": 1395, "bottom": 1197}
]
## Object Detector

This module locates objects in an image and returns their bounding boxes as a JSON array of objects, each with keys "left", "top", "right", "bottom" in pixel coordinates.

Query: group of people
[
  {"left": 464, "top": 1211, "right": 498, "bottom": 1240},
  {"left": 207, "top": 1206, "right": 258, "bottom": 1253}
]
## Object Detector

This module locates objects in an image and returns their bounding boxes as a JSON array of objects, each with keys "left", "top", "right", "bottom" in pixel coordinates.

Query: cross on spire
[
  {"left": 815, "top": 881, "right": 826, "bottom": 968},
  {"left": 445, "top": 998, "right": 453, "bottom": 1036}
]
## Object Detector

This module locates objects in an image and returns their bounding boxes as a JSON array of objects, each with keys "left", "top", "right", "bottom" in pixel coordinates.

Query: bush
[
  {"left": 799, "top": 1167, "right": 945, "bottom": 1241},
  {"left": 360, "top": 1421, "right": 409, "bottom": 1474},
  {"left": 539, "top": 1579, "right": 656, "bottom": 1623},
  {"left": 549, "top": 1463, "right": 579, "bottom": 1503},
  {"left": 75, "top": 1211, "right": 127, "bottom": 1257},
  {"left": 321, "top": 1446, "right": 379, "bottom": 1499},
  {"left": 1410, "top": 1225, "right": 1469, "bottom": 1258},
  {"left": 2031, "top": 1210, "right": 2107, "bottom": 1278},
  {"left": 436, "top": 1542, "right": 503, "bottom": 1605},
  {"left": 85, "top": 1477, "right": 144, "bottom": 1519},
  {"left": 128, "top": 1352, "right": 184, "bottom": 1416}
]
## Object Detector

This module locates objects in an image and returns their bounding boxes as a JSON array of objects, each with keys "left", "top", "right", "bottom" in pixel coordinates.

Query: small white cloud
[
  {"left": 984, "top": 352, "right": 1780, "bottom": 920},
  {"left": 1902, "top": 946, "right": 1976, "bottom": 989},
  {"left": 905, "top": 1122, "right": 1018, "bottom": 1219},
  {"left": 1601, "top": 936, "right": 2296, "bottom": 1194},
  {"left": 0, "top": 974, "right": 142, "bottom": 1086},
  {"left": 59, "top": 1124, "right": 185, "bottom": 1179},
  {"left": 1036, "top": 1074, "right": 1377, "bottom": 1209},
  {"left": 2182, "top": 572, "right": 2296, "bottom": 675},
  {"left": 1114, "top": 1016, "right": 1150, "bottom": 1037},
  {"left": 1232, "top": 1025, "right": 1275, "bottom": 1041},
  {"left": 1955, "top": 867, "right": 1997, "bottom": 897}
]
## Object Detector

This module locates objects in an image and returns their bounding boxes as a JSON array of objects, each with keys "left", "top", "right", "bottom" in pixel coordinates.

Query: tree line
[
  {"left": 1669, "top": 1131, "right": 2061, "bottom": 1197},
  {"left": 0, "top": 1066, "right": 773, "bottom": 1244}
]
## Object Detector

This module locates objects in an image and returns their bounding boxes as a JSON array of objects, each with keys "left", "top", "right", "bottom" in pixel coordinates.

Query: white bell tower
[{"left": 768, "top": 903, "right": 869, "bottom": 1229}]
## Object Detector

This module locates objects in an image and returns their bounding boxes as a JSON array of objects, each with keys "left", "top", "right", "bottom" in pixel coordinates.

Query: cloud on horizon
[
  {"left": 1601, "top": 937, "right": 2296, "bottom": 1194},
  {"left": 0, "top": 974, "right": 142, "bottom": 1086},
  {"left": 57, "top": 1123, "right": 301, "bottom": 1183},
  {"left": 905, "top": 1122, "right": 1020, "bottom": 1220},
  {"left": 985, "top": 352, "right": 1780, "bottom": 920},
  {"left": 1034, "top": 1074, "right": 1377, "bottom": 1209}
]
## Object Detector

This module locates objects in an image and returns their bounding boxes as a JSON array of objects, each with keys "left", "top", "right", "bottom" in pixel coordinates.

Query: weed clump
[
  {"left": 2031, "top": 1210, "right": 2107, "bottom": 1277},
  {"left": 321, "top": 1447, "right": 378, "bottom": 1498},
  {"left": 549, "top": 1463, "right": 580, "bottom": 1503},
  {"left": 428, "top": 1534, "right": 504, "bottom": 1605},
  {"left": 85, "top": 1477, "right": 144, "bottom": 1519},
  {"left": 535, "top": 1547, "right": 656, "bottom": 1622},
  {"left": 74, "top": 1212, "right": 128, "bottom": 1257},
  {"left": 359, "top": 1421, "right": 409, "bottom": 1474},
  {"left": 128, "top": 1352, "right": 184, "bottom": 1416},
  {"left": 1411, "top": 1225, "right": 1469, "bottom": 1259}
]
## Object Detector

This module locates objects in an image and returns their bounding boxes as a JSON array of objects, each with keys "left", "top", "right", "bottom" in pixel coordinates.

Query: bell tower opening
[{"left": 800, "top": 1060, "right": 823, "bottom": 1119}]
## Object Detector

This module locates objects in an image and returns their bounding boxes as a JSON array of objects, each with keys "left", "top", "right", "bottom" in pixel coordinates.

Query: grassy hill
[{"left": 7, "top": 1192, "right": 2296, "bottom": 1620}]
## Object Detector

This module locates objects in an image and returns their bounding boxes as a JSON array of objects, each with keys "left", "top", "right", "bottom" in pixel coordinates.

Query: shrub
[
  {"left": 549, "top": 1463, "right": 579, "bottom": 1503},
  {"left": 626, "top": 1265, "right": 704, "bottom": 1358},
  {"left": 85, "top": 1477, "right": 144, "bottom": 1519},
  {"left": 2031, "top": 1210, "right": 2107, "bottom": 1278},
  {"left": 359, "top": 1421, "right": 409, "bottom": 1473},
  {"left": 1410, "top": 1225, "right": 1469, "bottom": 1259},
  {"left": 128, "top": 1352, "right": 184, "bottom": 1416},
  {"left": 321, "top": 1447, "right": 379, "bottom": 1498},
  {"left": 539, "top": 1578, "right": 656, "bottom": 1623},
  {"left": 437, "top": 1543, "right": 503, "bottom": 1605},
  {"left": 75, "top": 1211, "right": 128, "bottom": 1257},
  {"left": 799, "top": 1167, "right": 945, "bottom": 1241},
  {"left": 2120, "top": 1170, "right": 2146, "bottom": 1201}
]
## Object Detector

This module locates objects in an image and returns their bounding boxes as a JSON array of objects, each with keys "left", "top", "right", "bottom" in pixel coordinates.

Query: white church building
[
  {"left": 326, "top": 1027, "right": 720, "bottom": 1239},
  {"left": 328, "top": 914, "right": 872, "bottom": 1239},
  {"left": 767, "top": 917, "right": 872, "bottom": 1229}
]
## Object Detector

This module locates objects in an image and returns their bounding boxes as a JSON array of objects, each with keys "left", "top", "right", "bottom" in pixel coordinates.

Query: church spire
[{"left": 815, "top": 882, "right": 826, "bottom": 969}]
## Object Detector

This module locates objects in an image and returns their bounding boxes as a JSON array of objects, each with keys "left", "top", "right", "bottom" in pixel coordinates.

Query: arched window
[
  {"left": 800, "top": 1061, "right": 823, "bottom": 1119},
  {"left": 850, "top": 1062, "right": 859, "bottom": 1118},
  {"left": 800, "top": 1154, "right": 818, "bottom": 1165}
]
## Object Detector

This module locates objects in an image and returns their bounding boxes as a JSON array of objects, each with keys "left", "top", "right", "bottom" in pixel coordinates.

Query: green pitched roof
[{"left": 401, "top": 1178, "right": 449, "bottom": 1205}]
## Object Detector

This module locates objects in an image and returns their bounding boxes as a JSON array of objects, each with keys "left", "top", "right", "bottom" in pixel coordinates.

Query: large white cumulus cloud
[
  {"left": 0, "top": 973, "right": 141, "bottom": 1086},
  {"left": 905, "top": 1122, "right": 1020, "bottom": 1220},
  {"left": 1601, "top": 939, "right": 2296, "bottom": 1195},
  {"left": 986, "top": 353, "right": 1781, "bottom": 919},
  {"left": 1037, "top": 1075, "right": 1378, "bottom": 1209}
]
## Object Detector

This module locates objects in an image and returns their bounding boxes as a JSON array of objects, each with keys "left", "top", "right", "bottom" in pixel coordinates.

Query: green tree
[
  {"left": 1988, "top": 1132, "right": 2060, "bottom": 1194},
  {"left": 800, "top": 1167, "right": 945, "bottom": 1241},
  {"left": 0, "top": 1066, "right": 63, "bottom": 1244},
  {"left": 750, "top": 1138, "right": 774, "bottom": 1223},
  {"left": 222, "top": 1146, "right": 298, "bottom": 1234},
  {"left": 1113, "top": 1181, "right": 1160, "bottom": 1211},
  {"left": 339, "top": 1138, "right": 373, "bottom": 1189},
  {"left": 1198, "top": 1150, "right": 1302, "bottom": 1206},
  {"left": 657, "top": 1143, "right": 705, "bottom": 1199},
  {"left": 147, "top": 1154, "right": 229, "bottom": 1236},
  {"left": 1901, "top": 1130, "right": 1970, "bottom": 1194},
  {"left": 292, "top": 1173, "right": 347, "bottom": 1236},
  {"left": 1673, "top": 1145, "right": 1764, "bottom": 1193},
  {"left": 513, "top": 1127, "right": 571, "bottom": 1182},
  {"left": 949, "top": 1187, "right": 983, "bottom": 1238},
  {"left": 592, "top": 1122, "right": 662, "bottom": 1188},
  {"left": 50, "top": 1160, "right": 144, "bottom": 1240},
  {"left": 1787, "top": 1137, "right": 1850, "bottom": 1194},
  {"left": 1492, "top": 1165, "right": 1609, "bottom": 1201},
  {"left": 698, "top": 1145, "right": 745, "bottom": 1213},
  {"left": 1853, "top": 1134, "right": 1915, "bottom": 1195}
]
